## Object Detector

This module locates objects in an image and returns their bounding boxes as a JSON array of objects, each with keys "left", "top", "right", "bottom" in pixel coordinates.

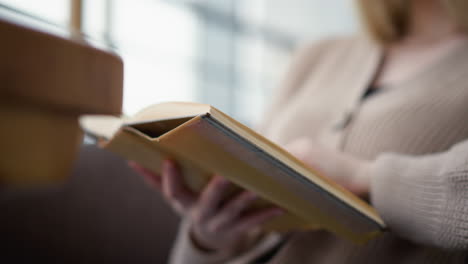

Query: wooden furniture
[{"left": 0, "top": 17, "right": 123, "bottom": 185}]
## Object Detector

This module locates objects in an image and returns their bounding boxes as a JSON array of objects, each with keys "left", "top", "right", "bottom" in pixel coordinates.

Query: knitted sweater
[{"left": 169, "top": 35, "right": 468, "bottom": 264}]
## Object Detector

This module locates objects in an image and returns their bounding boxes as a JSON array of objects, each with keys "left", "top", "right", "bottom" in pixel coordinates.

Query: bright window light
[
  {"left": 112, "top": 0, "right": 199, "bottom": 115},
  {"left": 0, "top": 0, "right": 70, "bottom": 25}
]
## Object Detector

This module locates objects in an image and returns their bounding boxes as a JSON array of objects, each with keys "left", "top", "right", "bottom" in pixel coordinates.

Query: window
[
  {"left": 81, "top": 0, "right": 301, "bottom": 124},
  {"left": 100, "top": 0, "right": 199, "bottom": 115},
  {"left": 0, "top": 0, "right": 358, "bottom": 126},
  {"left": 0, "top": 0, "right": 70, "bottom": 26}
]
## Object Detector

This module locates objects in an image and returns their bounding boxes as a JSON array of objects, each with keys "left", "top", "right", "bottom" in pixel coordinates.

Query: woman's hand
[
  {"left": 285, "top": 138, "right": 371, "bottom": 196},
  {"left": 129, "top": 160, "right": 284, "bottom": 253}
]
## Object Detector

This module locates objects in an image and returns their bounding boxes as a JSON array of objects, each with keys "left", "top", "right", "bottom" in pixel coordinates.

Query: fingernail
[
  {"left": 163, "top": 159, "right": 173, "bottom": 169},
  {"left": 216, "top": 175, "right": 229, "bottom": 185},
  {"left": 247, "top": 192, "right": 257, "bottom": 199},
  {"left": 273, "top": 209, "right": 285, "bottom": 216},
  {"left": 128, "top": 161, "right": 138, "bottom": 168},
  {"left": 128, "top": 161, "right": 143, "bottom": 172}
]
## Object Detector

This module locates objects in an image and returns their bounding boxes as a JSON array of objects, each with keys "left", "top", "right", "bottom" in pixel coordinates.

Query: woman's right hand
[{"left": 129, "top": 159, "right": 284, "bottom": 253}]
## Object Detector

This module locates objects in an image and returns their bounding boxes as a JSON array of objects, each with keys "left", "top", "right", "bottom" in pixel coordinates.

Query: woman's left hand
[{"left": 284, "top": 138, "right": 371, "bottom": 196}]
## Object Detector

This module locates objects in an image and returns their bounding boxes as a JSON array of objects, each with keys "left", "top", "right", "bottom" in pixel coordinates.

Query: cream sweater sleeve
[
  {"left": 168, "top": 220, "right": 230, "bottom": 264},
  {"left": 168, "top": 219, "right": 282, "bottom": 264},
  {"left": 370, "top": 139, "right": 468, "bottom": 250}
]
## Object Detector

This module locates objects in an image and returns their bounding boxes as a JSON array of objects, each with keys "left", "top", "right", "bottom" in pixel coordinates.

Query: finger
[
  {"left": 194, "top": 175, "right": 231, "bottom": 222},
  {"left": 210, "top": 191, "right": 257, "bottom": 230},
  {"left": 161, "top": 160, "right": 196, "bottom": 211},
  {"left": 232, "top": 208, "right": 284, "bottom": 234},
  {"left": 128, "top": 161, "right": 162, "bottom": 189}
]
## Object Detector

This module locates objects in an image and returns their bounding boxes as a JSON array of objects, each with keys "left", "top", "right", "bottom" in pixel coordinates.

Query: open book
[{"left": 80, "top": 102, "right": 386, "bottom": 243}]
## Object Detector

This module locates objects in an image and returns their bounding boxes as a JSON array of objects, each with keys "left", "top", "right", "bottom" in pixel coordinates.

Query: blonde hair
[{"left": 356, "top": 0, "right": 468, "bottom": 44}]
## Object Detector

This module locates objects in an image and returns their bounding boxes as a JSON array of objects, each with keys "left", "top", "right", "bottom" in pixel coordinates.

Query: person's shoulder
[{"left": 296, "top": 33, "right": 375, "bottom": 58}]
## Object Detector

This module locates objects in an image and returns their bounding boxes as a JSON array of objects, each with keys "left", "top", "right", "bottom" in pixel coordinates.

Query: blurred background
[
  {"left": 0, "top": 0, "right": 358, "bottom": 125},
  {"left": 0, "top": 0, "right": 362, "bottom": 263}
]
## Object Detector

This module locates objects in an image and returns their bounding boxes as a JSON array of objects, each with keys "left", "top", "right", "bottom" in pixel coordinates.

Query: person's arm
[
  {"left": 130, "top": 160, "right": 283, "bottom": 264},
  {"left": 286, "top": 137, "right": 468, "bottom": 250},
  {"left": 169, "top": 219, "right": 283, "bottom": 264},
  {"left": 370, "top": 139, "right": 468, "bottom": 250}
]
